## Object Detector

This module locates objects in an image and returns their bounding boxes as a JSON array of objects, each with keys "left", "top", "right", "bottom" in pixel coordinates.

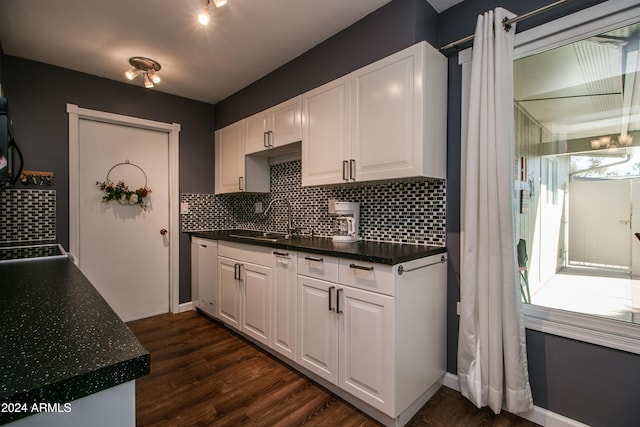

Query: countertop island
[{"left": 0, "top": 258, "right": 150, "bottom": 425}]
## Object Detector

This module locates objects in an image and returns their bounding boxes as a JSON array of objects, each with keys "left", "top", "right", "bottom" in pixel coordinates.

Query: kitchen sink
[{"left": 228, "top": 231, "right": 290, "bottom": 242}]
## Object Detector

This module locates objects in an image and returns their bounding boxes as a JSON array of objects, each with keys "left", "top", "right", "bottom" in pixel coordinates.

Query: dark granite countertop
[
  {"left": 0, "top": 258, "right": 150, "bottom": 425},
  {"left": 192, "top": 230, "right": 446, "bottom": 265}
]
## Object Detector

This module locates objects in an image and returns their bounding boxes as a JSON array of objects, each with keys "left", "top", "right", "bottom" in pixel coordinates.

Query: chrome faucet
[{"left": 264, "top": 198, "right": 294, "bottom": 236}]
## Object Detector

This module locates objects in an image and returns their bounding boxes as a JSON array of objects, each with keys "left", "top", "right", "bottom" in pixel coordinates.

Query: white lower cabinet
[
  {"left": 339, "top": 285, "right": 394, "bottom": 412},
  {"left": 217, "top": 242, "right": 272, "bottom": 346},
  {"left": 297, "top": 275, "right": 339, "bottom": 381},
  {"left": 297, "top": 257, "right": 394, "bottom": 415},
  {"left": 213, "top": 241, "right": 446, "bottom": 425},
  {"left": 297, "top": 274, "right": 393, "bottom": 412},
  {"left": 297, "top": 251, "right": 447, "bottom": 421},
  {"left": 271, "top": 249, "right": 297, "bottom": 361}
]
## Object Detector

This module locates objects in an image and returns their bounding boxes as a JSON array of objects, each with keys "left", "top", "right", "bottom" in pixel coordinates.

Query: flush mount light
[
  {"left": 124, "top": 57, "right": 161, "bottom": 89},
  {"left": 198, "top": 0, "right": 228, "bottom": 26}
]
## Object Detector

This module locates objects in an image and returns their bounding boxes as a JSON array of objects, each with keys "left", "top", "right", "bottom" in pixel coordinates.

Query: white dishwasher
[{"left": 191, "top": 237, "right": 218, "bottom": 319}]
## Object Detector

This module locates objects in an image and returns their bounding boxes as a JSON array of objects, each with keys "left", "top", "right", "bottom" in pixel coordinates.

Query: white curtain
[{"left": 458, "top": 7, "right": 533, "bottom": 414}]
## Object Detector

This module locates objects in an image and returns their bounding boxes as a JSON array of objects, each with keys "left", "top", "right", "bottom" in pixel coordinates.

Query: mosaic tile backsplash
[
  {"left": 182, "top": 160, "right": 445, "bottom": 246},
  {"left": 0, "top": 189, "right": 56, "bottom": 243}
]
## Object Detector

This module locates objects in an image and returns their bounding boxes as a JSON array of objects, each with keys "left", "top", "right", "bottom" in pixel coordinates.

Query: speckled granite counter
[
  {"left": 192, "top": 230, "right": 446, "bottom": 264},
  {"left": 0, "top": 258, "right": 150, "bottom": 425}
]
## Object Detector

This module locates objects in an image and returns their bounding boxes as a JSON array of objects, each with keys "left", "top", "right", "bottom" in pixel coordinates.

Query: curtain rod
[{"left": 439, "top": 0, "right": 575, "bottom": 52}]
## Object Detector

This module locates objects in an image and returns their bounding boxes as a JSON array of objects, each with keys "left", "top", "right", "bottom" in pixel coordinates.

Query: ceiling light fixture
[
  {"left": 124, "top": 57, "right": 161, "bottom": 89},
  {"left": 198, "top": 0, "right": 228, "bottom": 26}
]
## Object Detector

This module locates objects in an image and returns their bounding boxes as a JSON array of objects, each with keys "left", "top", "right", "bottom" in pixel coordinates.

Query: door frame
[{"left": 67, "top": 104, "right": 181, "bottom": 315}]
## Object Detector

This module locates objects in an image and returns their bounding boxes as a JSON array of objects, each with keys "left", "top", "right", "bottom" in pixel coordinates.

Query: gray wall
[
  {"left": 1, "top": 55, "right": 216, "bottom": 303},
  {"left": 215, "top": 0, "right": 438, "bottom": 128}
]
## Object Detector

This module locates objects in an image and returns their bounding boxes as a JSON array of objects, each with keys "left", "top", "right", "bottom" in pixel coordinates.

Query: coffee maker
[{"left": 329, "top": 201, "right": 360, "bottom": 243}]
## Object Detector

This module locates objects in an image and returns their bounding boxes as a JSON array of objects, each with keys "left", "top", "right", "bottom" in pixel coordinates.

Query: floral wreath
[{"left": 96, "top": 160, "right": 152, "bottom": 209}]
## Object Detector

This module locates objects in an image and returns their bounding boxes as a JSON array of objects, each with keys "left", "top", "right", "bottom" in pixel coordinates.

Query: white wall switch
[
  {"left": 254, "top": 201, "right": 263, "bottom": 214},
  {"left": 180, "top": 202, "right": 189, "bottom": 214}
]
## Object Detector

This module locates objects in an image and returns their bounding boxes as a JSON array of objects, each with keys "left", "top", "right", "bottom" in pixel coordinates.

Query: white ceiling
[{"left": 0, "top": 0, "right": 463, "bottom": 105}]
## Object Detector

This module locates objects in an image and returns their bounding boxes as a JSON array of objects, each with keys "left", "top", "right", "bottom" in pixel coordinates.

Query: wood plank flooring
[{"left": 127, "top": 311, "right": 538, "bottom": 426}]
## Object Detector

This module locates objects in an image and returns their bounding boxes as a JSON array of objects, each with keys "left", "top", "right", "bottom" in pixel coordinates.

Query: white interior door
[
  {"left": 68, "top": 105, "right": 180, "bottom": 322},
  {"left": 77, "top": 119, "right": 169, "bottom": 321}
]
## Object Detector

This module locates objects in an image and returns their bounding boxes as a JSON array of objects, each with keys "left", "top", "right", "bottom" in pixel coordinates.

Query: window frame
[{"left": 459, "top": 0, "right": 640, "bottom": 354}]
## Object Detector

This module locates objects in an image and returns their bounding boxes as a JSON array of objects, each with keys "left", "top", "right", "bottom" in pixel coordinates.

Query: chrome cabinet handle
[
  {"left": 342, "top": 160, "right": 349, "bottom": 181},
  {"left": 273, "top": 250, "right": 289, "bottom": 257},
  {"left": 328, "top": 286, "right": 335, "bottom": 312},
  {"left": 336, "top": 288, "right": 343, "bottom": 314},
  {"left": 349, "top": 159, "right": 355, "bottom": 180},
  {"left": 238, "top": 176, "right": 244, "bottom": 191},
  {"left": 304, "top": 256, "right": 324, "bottom": 262},
  {"left": 264, "top": 132, "right": 269, "bottom": 148},
  {"left": 268, "top": 130, "right": 274, "bottom": 147},
  {"left": 349, "top": 263, "right": 374, "bottom": 271}
]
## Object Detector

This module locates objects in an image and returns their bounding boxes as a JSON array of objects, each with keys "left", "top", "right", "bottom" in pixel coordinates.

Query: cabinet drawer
[
  {"left": 338, "top": 259, "right": 394, "bottom": 296},
  {"left": 218, "top": 241, "right": 273, "bottom": 266},
  {"left": 297, "top": 252, "right": 339, "bottom": 283}
]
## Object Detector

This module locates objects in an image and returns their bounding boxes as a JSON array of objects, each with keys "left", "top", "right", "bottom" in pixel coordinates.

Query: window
[{"left": 460, "top": 1, "right": 640, "bottom": 353}]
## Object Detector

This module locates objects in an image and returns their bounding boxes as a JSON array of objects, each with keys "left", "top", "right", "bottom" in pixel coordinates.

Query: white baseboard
[
  {"left": 443, "top": 373, "right": 588, "bottom": 427},
  {"left": 178, "top": 301, "right": 195, "bottom": 313}
]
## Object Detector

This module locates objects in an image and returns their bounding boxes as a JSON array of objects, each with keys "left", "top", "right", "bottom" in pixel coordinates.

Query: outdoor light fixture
[
  {"left": 124, "top": 57, "right": 161, "bottom": 89},
  {"left": 198, "top": 0, "right": 228, "bottom": 26},
  {"left": 590, "top": 134, "right": 634, "bottom": 149}
]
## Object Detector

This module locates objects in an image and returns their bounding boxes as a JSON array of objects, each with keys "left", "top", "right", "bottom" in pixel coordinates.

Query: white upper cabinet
[
  {"left": 215, "top": 122, "right": 270, "bottom": 194},
  {"left": 245, "top": 96, "right": 302, "bottom": 155},
  {"left": 301, "top": 76, "right": 351, "bottom": 186},
  {"left": 214, "top": 121, "right": 245, "bottom": 194},
  {"left": 301, "top": 41, "right": 447, "bottom": 186}
]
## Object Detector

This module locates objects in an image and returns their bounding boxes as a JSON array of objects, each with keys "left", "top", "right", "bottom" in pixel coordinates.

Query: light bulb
[
  {"left": 125, "top": 67, "right": 139, "bottom": 80},
  {"left": 619, "top": 134, "right": 633, "bottom": 146},
  {"left": 143, "top": 73, "right": 154, "bottom": 89},
  {"left": 198, "top": 6, "right": 211, "bottom": 25},
  {"left": 148, "top": 70, "right": 161, "bottom": 84}
]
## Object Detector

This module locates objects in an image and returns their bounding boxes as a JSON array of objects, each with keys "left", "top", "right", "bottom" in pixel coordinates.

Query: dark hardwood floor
[{"left": 127, "top": 311, "right": 538, "bottom": 426}]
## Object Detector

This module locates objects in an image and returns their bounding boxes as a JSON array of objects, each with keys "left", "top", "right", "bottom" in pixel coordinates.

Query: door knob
[{"left": 160, "top": 228, "right": 168, "bottom": 235}]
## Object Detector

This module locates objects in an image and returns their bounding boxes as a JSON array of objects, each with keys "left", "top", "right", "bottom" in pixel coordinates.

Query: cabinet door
[
  {"left": 351, "top": 46, "right": 419, "bottom": 182},
  {"left": 241, "top": 262, "right": 272, "bottom": 346},
  {"left": 271, "top": 96, "right": 302, "bottom": 148},
  {"left": 217, "top": 256, "right": 241, "bottom": 330},
  {"left": 339, "top": 286, "right": 394, "bottom": 415},
  {"left": 214, "top": 121, "right": 245, "bottom": 194},
  {"left": 301, "top": 76, "right": 351, "bottom": 186},
  {"left": 245, "top": 111, "right": 270, "bottom": 155},
  {"left": 272, "top": 252, "right": 297, "bottom": 360},
  {"left": 297, "top": 275, "right": 338, "bottom": 383}
]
